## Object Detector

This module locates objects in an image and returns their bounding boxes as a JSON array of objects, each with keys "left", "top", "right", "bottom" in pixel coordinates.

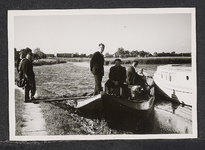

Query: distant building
[
  {"left": 57, "top": 53, "right": 73, "bottom": 57},
  {"left": 46, "top": 54, "right": 55, "bottom": 58}
]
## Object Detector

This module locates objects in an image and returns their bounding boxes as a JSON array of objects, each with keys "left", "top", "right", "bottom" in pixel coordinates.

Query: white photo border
[{"left": 8, "top": 8, "right": 197, "bottom": 141}]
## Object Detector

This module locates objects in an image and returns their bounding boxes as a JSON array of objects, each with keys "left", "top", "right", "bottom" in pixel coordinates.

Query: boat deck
[{"left": 158, "top": 64, "right": 191, "bottom": 72}]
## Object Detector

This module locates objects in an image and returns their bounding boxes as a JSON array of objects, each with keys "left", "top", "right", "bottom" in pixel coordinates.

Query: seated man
[
  {"left": 105, "top": 59, "right": 127, "bottom": 95},
  {"left": 126, "top": 60, "right": 139, "bottom": 85}
]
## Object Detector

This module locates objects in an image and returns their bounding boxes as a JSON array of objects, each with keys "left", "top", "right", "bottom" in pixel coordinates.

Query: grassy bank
[
  {"left": 40, "top": 101, "right": 114, "bottom": 135},
  {"left": 57, "top": 57, "right": 191, "bottom": 65},
  {"left": 15, "top": 58, "right": 67, "bottom": 68},
  {"left": 32, "top": 58, "right": 67, "bottom": 66},
  {"left": 15, "top": 89, "right": 25, "bottom": 135},
  {"left": 107, "top": 57, "right": 191, "bottom": 65}
]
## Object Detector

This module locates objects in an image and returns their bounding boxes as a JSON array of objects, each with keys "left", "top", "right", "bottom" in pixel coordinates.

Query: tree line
[
  {"left": 15, "top": 47, "right": 191, "bottom": 60},
  {"left": 108, "top": 47, "right": 191, "bottom": 58}
]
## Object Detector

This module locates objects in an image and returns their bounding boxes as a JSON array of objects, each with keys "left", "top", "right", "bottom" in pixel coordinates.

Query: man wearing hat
[
  {"left": 90, "top": 43, "right": 105, "bottom": 95},
  {"left": 105, "top": 59, "right": 127, "bottom": 94},
  {"left": 18, "top": 48, "right": 32, "bottom": 80},
  {"left": 19, "top": 51, "right": 36, "bottom": 102},
  {"left": 16, "top": 49, "right": 26, "bottom": 73}
]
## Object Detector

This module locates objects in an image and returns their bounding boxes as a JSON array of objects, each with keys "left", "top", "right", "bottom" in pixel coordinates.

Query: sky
[{"left": 14, "top": 10, "right": 192, "bottom": 55}]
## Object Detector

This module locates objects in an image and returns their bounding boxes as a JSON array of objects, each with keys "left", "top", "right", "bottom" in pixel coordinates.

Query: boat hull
[
  {"left": 101, "top": 92, "right": 155, "bottom": 132},
  {"left": 74, "top": 94, "right": 103, "bottom": 110},
  {"left": 154, "top": 72, "right": 193, "bottom": 106},
  {"left": 66, "top": 94, "right": 104, "bottom": 118}
]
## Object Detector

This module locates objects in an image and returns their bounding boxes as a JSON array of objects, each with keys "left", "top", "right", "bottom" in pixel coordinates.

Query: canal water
[
  {"left": 73, "top": 62, "right": 193, "bottom": 134},
  {"left": 152, "top": 96, "right": 192, "bottom": 134}
]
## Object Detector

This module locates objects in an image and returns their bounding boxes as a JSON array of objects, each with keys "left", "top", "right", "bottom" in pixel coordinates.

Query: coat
[
  {"left": 90, "top": 51, "right": 104, "bottom": 76},
  {"left": 19, "top": 59, "right": 35, "bottom": 85},
  {"left": 126, "top": 66, "right": 137, "bottom": 85},
  {"left": 109, "top": 65, "right": 126, "bottom": 82}
]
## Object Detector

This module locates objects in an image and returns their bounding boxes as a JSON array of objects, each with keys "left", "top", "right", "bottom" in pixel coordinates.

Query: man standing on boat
[
  {"left": 90, "top": 43, "right": 105, "bottom": 95},
  {"left": 105, "top": 59, "right": 127, "bottom": 94},
  {"left": 126, "top": 60, "right": 139, "bottom": 85}
]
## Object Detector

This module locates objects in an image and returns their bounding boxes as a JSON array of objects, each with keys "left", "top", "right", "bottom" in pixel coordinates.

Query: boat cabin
[{"left": 156, "top": 64, "right": 192, "bottom": 88}]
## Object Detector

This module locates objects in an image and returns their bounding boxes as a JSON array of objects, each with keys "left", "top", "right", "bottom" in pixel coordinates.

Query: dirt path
[{"left": 15, "top": 86, "right": 47, "bottom": 136}]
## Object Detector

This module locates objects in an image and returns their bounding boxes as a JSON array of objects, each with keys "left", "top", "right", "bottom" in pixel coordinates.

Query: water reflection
[
  {"left": 153, "top": 96, "right": 192, "bottom": 134},
  {"left": 102, "top": 95, "right": 192, "bottom": 134}
]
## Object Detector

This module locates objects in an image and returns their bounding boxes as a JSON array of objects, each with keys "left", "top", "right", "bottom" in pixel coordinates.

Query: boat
[
  {"left": 66, "top": 93, "right": 104, "bottom": 118},
  {"left": 101, "top": 85, "right": 155, "bottom": 132},
  {"left": 153, "top": 64, "right": 193, "bottom": 107},
  {"left": 72, "top": 94, "right": 103, "bottom": 110}
]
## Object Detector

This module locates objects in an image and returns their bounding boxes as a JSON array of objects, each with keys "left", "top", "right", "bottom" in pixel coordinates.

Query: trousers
[
  {"left": 25, "top": 80, "right": 36, "bottom": 101},
  {"left": 94, "top": 74, "right": 103, "bottom": 95}
]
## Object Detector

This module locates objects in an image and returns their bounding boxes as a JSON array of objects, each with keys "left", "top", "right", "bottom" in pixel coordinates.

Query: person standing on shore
[
  {"left": 90, "top": 43, "right": 105, "bottom": 95},
  {"left": 20, "top": 52, "right": 36, "bottom": 102},
  {"left": 16, "top": 50, "right": 24, "bottom": 73}
]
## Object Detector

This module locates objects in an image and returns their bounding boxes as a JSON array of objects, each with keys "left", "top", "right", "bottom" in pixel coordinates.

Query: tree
[
  {"left": 171, "top": 51, "right": 176, "bottom": 56},
  {"left": 33, "top": 48, "right": 46, "bottom": 59},
  {"left": 80, "top": 53, "right": 86, "bottom": 57},
  {"left": 139, "top": 50, "right": 146, "bottom": 57},
  {"left": 88, "top": 54, "right": 93, "bottom": 58},
  {"left": 153, "top": 52, "right": 158, "bottom": 57},
  {"left": 105, "top": 52, "right": 109, "bottom": 57},
  {"left": 124, "top": 50, "right": 130, "bottom": 58},
  {"left": 73, "top": 53, "right": 79, "bottom": 57},
  {"left": 130, "top": 50, "right": 139, "bottom": 57},
  {"left": 115, "top": 47, "right": 125, "bottom": 57}
]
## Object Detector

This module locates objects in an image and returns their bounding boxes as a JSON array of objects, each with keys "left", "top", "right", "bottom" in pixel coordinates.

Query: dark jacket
[
  {"left": 16, "top": 58, "right": 21, "bottom": 73},
  {"left": 19, "top": 59, "right": 35, "bottom": 83},
  {"left": 109, "top": 65, "right": 126, "bottom": 82},
  {"left": 90, "top": 51, "right": 104, "bottom": 76},
  {"left": 126, "top": 66, "right": 138, "bottom": 85}
]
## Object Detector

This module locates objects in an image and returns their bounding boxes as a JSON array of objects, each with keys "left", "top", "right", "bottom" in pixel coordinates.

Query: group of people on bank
[
  {"left": 90, "top": 43, "right": 152, "bottom": 97},
  {"left": 16, "top": 49, "right": 36, "bottom": 102}
]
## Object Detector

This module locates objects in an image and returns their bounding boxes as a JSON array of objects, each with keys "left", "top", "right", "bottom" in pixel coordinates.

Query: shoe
[
  {"left": 33, "top": 101, "right": 39, "bottom": 104},
  {"left": 31, "top": 97, "right": 39, "bottom": 104},
  {"left": 31, "top": 97, "right": 35, "bottom": 100},
  {"left": 24, "top": 100, "right": 32, "bottom": 103}
]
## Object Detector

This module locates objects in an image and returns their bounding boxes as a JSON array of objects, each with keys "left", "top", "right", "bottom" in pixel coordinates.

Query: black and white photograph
[{"left": 8, "top": 8, "right": 197, "bottom": 141}]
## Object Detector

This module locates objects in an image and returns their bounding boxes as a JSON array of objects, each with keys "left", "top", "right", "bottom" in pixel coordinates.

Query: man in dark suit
[
  {"left": 126, "top": 60, "right": 139, "bottom": 85},
  {"left": 105, "top": 59, "right": 127, "bottom": 93},
  {"left": 20, "top": 52, "right": 36, "bottom": 102},
  {"left": 90, "top": 43, "right": 105, "bottom": 95}
]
